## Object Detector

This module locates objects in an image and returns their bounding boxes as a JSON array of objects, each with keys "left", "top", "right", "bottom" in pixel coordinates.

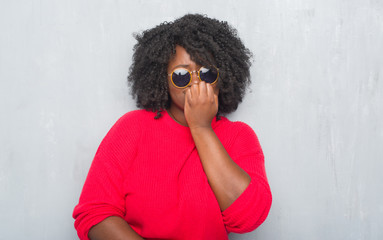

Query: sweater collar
[{"left": 161, "top": 110, "right": 222, "bottom": 134}]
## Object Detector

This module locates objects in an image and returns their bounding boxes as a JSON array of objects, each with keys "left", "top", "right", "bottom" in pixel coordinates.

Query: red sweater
[{"left": 73, "top": 110, "right": 272, "bottom": 240}]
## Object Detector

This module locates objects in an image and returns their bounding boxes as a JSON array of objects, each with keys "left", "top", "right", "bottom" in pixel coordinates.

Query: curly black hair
[{"left": 127, "top": 14, "right": 253, "bottom": 119}]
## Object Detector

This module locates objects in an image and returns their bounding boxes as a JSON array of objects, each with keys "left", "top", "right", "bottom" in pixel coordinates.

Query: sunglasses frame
[{"left": 168, "top": 66, "right": 219, "bottom": 89}]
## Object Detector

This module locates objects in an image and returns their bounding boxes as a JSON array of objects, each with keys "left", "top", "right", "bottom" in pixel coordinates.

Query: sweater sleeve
[
  {"left": 72, "top": 112, "right": 140, "bottom": 240},
  {"left": 221, "top": 122, "right": 272, "bottom": 234}
]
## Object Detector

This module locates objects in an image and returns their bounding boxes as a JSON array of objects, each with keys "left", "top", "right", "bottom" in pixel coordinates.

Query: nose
[{"left": 190, "top": 70, "right": 199, "bottom": 85}]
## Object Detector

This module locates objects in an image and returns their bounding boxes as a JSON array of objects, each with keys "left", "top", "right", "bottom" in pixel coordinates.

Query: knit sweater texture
[{"left": 73, "top": 110, "right": 272, "bottom": 240}]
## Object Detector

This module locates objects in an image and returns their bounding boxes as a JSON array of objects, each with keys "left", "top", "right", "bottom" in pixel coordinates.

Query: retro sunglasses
[{"left": 168, "top": 66, "right": 219, "bottom": 88}]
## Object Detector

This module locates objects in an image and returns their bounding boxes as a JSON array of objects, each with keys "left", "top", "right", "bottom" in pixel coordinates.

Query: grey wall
[{"left": 1, "top": 0, "right": 382, "bottom": 239}]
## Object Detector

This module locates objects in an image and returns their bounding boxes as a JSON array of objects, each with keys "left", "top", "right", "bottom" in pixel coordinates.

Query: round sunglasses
[{"left": 168, "top": 66, "right": 219, "bottom": 88}]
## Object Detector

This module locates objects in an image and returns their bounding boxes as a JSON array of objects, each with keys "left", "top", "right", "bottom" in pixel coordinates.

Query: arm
[
  {"left": 73, "top": 112, "right": 144, "bottom": 240},
  {"left": 189, "top": 125, "right": 251, "bottom": 211},
  {"left": 185, "top": 81, "right": 272, "bottom": 233},
  {"left": 185, "top": 81, "right": 251, "bottom": 211},
  {"left": 89, "top": 216, "right": 144, "bottom": 240}
]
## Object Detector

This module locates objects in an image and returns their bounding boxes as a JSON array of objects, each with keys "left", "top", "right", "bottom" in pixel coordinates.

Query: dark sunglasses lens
[
  {"left": 172, "top": 69, "right": 191, "bottom": 87},
  {"left": 199, "top": 67, "right": 218, "bottom": 84}
]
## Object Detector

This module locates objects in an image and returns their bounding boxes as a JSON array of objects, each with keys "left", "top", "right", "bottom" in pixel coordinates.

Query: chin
[{"left": 170, "top": 101, "right": 185, "bottom": 112}]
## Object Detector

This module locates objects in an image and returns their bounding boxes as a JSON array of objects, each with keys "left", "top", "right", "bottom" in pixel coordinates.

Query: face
[{"left": 167, "top": 45, "right": 219, "bottom": 113}]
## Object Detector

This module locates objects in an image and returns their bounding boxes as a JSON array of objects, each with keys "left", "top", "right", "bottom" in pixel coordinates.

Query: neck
[{"left": 167, "top": 105, "right": 188, "bottom": 127}]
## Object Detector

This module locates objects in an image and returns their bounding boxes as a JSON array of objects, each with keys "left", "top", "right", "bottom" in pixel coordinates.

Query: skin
[
  {"left": 167, "top": 46, "right": 220, "bottom": 126},
  {"left": 89, "top": 45, "right": 251, "bottom": 239},
  {"left": 88, "top": 217, "right": 144, "bottom": 240},
  {"left": 167, "top": 46, "right": 251, "bottom": 211}
]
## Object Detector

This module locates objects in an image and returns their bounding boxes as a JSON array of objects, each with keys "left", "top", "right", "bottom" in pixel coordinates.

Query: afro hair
[{"left": 127, "top": 14, "right": 253, "bottom": 119}]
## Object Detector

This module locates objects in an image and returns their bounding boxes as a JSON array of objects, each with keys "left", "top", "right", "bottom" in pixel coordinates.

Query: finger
[
  {"left": 214, "top": 93, "right": 219, "bottom": 107},
  {"left": 206, "top": 83, "right": 213, "bottom": 100},
  {"left": 185, "top": 88, "right": 192, "bottom": 105},
  {"left": 184, "top": 89, "right": 192, "bottom": 110},
  {"left": 190, "top": 81, "right": 199, "bottom": 97},
  {"left": 199, "top": 81, "right": 207, "bottom": 98}
]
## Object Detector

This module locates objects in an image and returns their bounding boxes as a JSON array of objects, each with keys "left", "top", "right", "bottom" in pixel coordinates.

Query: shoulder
[
  {"left": 214, "top": 117, "right": 260, "bottom": 147},
  {"left": 110, "top": 109, "right": 159, "bottom": 130},
  {"left": 215, "top": 116, "right": 256, "bottom": 136},
  {"left": 103, "top": 110, "right": 156, "bottom": 141},
  {"left": 117, "top": 109, "right": 157, "bottom": 124},
  {"left": 216, "top": 117, "right": 263, "bottom": 157}
]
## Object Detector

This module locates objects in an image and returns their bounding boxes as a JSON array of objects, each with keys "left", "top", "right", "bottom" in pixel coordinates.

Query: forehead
[{"left": 167, "top": 46, "right": 199, "bottom": 71}]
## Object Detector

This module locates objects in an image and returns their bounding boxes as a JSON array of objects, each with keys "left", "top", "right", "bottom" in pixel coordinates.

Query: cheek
[
  {"left": 173, "top": 90, "right": 185, "bottom": 102},
  {"left": 213, "top": 86, "right": 219, "bottom": 96},
  {"left": 168, "top": 84, "right": 186, "bottom": 105},
  {"left": 170, "top": 92, "right": 186, "bottom": 110}
]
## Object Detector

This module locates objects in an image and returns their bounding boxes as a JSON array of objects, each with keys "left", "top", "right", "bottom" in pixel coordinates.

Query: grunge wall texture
[{"left": 1, "top": 1, "right": 382, "bottom": 239}]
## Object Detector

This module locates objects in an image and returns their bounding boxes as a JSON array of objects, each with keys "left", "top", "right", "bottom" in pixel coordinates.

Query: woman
[{"left": 73, "top": 14, "right": 272, "bottom": 240}]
